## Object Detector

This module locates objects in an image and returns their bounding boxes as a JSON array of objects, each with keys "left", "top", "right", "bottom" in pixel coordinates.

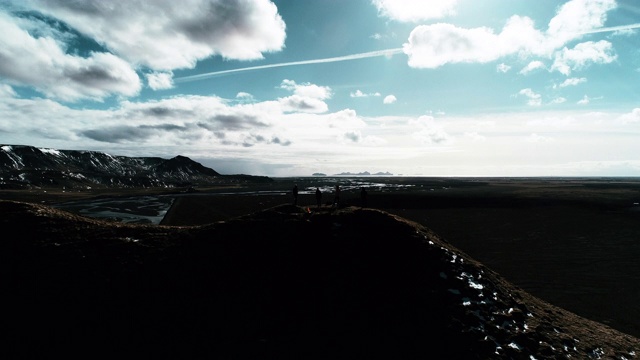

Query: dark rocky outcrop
[{"left": 0, "top": 144, "right": 270, "bottom": 189}]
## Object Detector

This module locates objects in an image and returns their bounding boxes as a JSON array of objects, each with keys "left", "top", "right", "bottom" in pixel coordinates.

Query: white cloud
[
  {"left": 146, "top": 72, "right": 174, "bottom": 90},
  {"left": 372, "top": 0, "right": 457, "bottom": 22},
  {"left": 558, "top": 77, "right": 587, "bottom": 88},
  {"left": 236, "top": 92, "right": 255, "bottom": 102},
  {"left": 277, "top": 79, "right": 332, "bottom": 113},
  {"left": 619, "top": 108, "right": 640, "bottom": 123},
  {"left": 280, "top": 79, "right": 332, "bottom": 100},
  {"left": 551, "top": 40, "right": 617, "bottom": 75},
  {"left": 409, "top": 116, "right": 450, "bottom": 144},
  {"left": 518, "top": 88, "right": 542, "bottom": 106},
  {"left": 325, "top": 109, "right": 366, "bottom": 129},
  {"left": 383, "top": 95, "right": 397, "bottom": 104},
  {"left": 0, "top": 84, "right": 17, "bottom": 98},
  {"left": 3, "top": 90, "right": 640, "bottom": 176},
  {"left": 402, "top": 0, "right": 617, "bottom": 69},
  {"left": 403, "top": 23, "right": 501, "bottom": 68},
  {"left": 343, "top": 131, "right": 361, "bottom": 143},
  {"left": 0, "top": 12, "right": 141, "bottom": 102},
  {"left": 497, "top": 63, "right": 511, "bottom": 73},
  {"left": 546, "top": 0, "right": 616, "bottom": 44},
  {"left": 350, "top": 90, "right": 381, "bottom": 98},
  {"left": 578, "top": 95, "right": 590, "bottom": 104},
  {"left": 278, "top": 95, "right": 329, "bottom": 113},
  {"left": 550, "top": 97, "right": 567, "bottom": 104},
  {"left": 28, "top": 0, "right": 287, "bottom": 70},
  {"left": 519, "top": 61, "right": 546, "bottom": 75}
]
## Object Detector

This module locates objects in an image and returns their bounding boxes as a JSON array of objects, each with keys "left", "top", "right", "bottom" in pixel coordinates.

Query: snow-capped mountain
[{"left": 0, "top": 144, "right": 269, "bottom": 189}]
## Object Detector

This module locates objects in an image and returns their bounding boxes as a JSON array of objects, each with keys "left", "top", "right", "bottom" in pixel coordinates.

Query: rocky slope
[
  {"left": 2, "top": 200, "right": 638, "bottom": 359},
  {"left": 0, "top": 144, "right": 270, "bottom": 189}
]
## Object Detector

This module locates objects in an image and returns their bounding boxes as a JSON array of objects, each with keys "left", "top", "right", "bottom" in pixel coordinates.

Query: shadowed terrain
[{"left": 2, "top": 199, "right": 639, "bottom": 359}]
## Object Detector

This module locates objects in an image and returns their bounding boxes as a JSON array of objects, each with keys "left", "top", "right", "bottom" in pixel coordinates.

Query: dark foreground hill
[{"left": 2, "top": 200, "right": 639, "bottom": 359}]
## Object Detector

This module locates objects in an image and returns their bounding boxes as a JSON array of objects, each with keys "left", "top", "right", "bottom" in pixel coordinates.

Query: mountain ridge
[{"left": 0, "top": 144, "right": 270, "bottom": 189}]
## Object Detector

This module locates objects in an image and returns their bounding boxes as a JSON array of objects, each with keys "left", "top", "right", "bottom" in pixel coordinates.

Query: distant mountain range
[{"left": 0, "top": 144, "right": 270, "bottom": 189}]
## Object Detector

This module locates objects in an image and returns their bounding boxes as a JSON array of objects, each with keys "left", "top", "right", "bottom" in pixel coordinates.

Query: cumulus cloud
[
  {"left": 372, "top": 0, "right": 457, "bottom": 22},
  {"left": 546, "top": 0, "right": 616, "bottom": 43},
  {"left": 325, "top": 109, "right": 366, "bottom": 129},
  {"left": 278, "top": 95, "right": 329, "bottom": 113},
  {"left": 550, "top": 97, "right": 567, "bottom": 104},
  {"left": 30, "top": 92, "right": 300, "bottom": 149},
  {"left": 519, "top": 88, "right": 542, "bottom": 106},
  {"left": 383, "top": 95, "right": 397, "bottom": 104},
  {"left": 519, "top": 61, "right": 547, "bottom": 75},
  {"left": 551, "top": 40, "right": 617, "bottom": 75},
  {"left": 28, "top": 0, "right": 287, "bottom": 70},
  {"left": 403, "top": 23, "right": 501, "bottom": 69},
  {"left": 0, "top": 12, "right": 141, "bottom": 102},
  {"left": 236, "top": 92, "right": 255, "bottom": 102},
  {"left": 402, "top": 0, "right": 617, "bottom": 69},
  {"left": 280, "top": 79, "right": 332, "bottom": 100},
  {"left": 146, "top": 72, "right": 174, "bottom": 90},
  {"left": 278, "top": 79, "right": 332, "bottom": 113},
  {"left": 343, "top": 131, "right": 361, "bottom": 143},
  {"left": 409, "top": 115, "right": 450, "bottom": 144},
  {"left": 619, "top": 108, "right": 640, "bottom": 123}
]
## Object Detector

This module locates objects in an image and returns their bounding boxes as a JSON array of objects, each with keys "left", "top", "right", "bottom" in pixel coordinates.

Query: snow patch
[{"left": 39, "top": 148, "right": 62, "bottom": 156}]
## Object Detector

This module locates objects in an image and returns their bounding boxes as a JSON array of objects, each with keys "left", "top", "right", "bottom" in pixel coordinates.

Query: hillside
[
  {"left": 0, "top": 144, "right": 270, "bottom": 189},
  {"left": 2, "top": 199, "right": 638, "bottom": 359}
]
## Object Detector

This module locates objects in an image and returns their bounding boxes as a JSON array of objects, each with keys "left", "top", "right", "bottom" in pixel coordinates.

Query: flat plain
[{"left": 161, "top": 177, "right": 640, "bottom": 339}]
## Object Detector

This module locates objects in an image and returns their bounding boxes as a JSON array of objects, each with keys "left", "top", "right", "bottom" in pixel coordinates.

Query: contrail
[
  {"left": 580, "top": 23, "right": 640, "bottom": 34},
  {"left": 174, "top": 48, "right": 404, "bottom": 83},
  {"left": 173, "top": 23, "right": 640, "bottom": 83}
]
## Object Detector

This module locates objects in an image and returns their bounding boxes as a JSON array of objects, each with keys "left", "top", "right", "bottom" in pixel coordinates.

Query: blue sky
[{"left": 1, "top": 0, "right": 640, "bottom": 176}]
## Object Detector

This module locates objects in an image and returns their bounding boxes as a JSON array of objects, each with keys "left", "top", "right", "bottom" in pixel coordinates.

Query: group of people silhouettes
[{"left": 292, "top": 183, "right": 368, "bottom": 208}]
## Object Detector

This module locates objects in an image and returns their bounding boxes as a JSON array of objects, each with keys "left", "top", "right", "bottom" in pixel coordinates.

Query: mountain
[
  {"left": 0, "top": 144, "right": 270, "bottom": 189},
  {"left": 2, "top": 200, "right": 638, "bottom": 358}
]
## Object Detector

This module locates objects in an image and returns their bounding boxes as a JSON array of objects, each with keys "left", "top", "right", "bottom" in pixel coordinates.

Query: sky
[{"left": 1, "top": 0, "right": 640, "bottom": 177}]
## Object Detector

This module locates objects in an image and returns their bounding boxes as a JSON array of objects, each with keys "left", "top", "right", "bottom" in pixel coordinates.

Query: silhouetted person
[
  {"left": 315, "top": 187, "right": 322, "bottom": 208},
  {"left": 333, "top": 184, "right": 340, "bottom": 207},
  {"left": 360, "top": 186, "right": 368, "bottom": 207},
  {"left": 292, "top": 184, "right": 298, "bottom": 205}
]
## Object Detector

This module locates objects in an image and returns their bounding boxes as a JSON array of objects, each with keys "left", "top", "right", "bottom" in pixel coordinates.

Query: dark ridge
[
  {"left": 0, "top": 144, "right": 270, "bottom": 189},
  {"left": 1, "top": 200, "right": 638, "bottom": 359},
  {"left": 155, "top": 155, "right": 220, "bottom": 176}
]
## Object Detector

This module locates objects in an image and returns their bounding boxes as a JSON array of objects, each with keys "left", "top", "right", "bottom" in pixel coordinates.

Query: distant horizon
[
  {"left": 2, "top": 1, "right": 640, "bottom": 177},
  {"left": 6, "top": 142, "right": 640, "bottom": 179}
]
